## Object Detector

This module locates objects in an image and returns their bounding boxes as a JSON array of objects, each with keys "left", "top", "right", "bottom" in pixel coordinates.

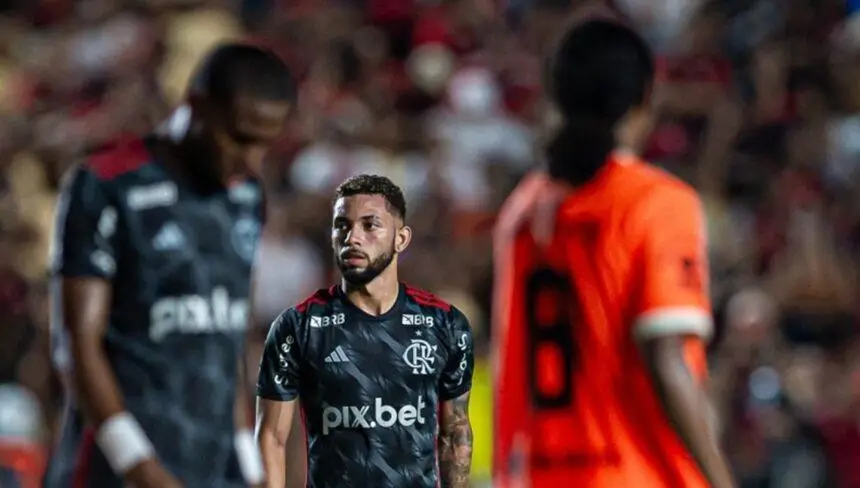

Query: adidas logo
[
  {"left": 152, "top": 222, "right": 184, "bottom": 251},
  {"left": 324, "top": 346, "right": 349, "bottom": 364}
]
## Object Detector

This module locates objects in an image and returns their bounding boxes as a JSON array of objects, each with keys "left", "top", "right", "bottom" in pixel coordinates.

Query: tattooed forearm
[{"left": 438, "top": 393, "right": 472, "bottom": 488}]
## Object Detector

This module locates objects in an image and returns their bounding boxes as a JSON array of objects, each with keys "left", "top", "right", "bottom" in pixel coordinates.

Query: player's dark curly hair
[
  {"left": 546, "top": 20, "right": 653, "bottom": 184},
  {"left": 335, "top": 174, "right": 407, "bottom": 221}
]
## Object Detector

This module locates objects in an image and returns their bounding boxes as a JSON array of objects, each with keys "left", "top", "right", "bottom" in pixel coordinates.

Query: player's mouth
[{"left": 340, "top": 250, "right": 367, "bottom": 266}]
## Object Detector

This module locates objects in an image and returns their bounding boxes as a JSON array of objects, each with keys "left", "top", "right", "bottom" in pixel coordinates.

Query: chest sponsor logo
[
  {"left": 148, "top": 286, "right": 248, "bottom": 341},
  {"left": 127, "top": 182, "right": 178, "bottom": 210},
  {"left": 402, "top": 314, "right": 434, "bottom": 327},
  {"left": 310, "top": 313, "right": 345, "bottom": 328},
  {"left": 402, "top": 339, "right": 437, "bottom": 375},
  {"left": 322, "top": 396, "right": 426, "bottom": 435},
  {"left": 231, "top": 216, "right": 261, "bottom": 263}
]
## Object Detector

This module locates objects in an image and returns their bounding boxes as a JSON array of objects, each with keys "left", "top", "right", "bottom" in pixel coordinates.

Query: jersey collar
[{"left": 335, "top": 282, "right": 407, "bottom": 322}]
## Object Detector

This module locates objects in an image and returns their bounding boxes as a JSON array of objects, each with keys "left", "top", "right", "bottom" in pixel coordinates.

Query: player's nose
[{"left": 344, "top": 229, "right": 363, "bottom": 246}]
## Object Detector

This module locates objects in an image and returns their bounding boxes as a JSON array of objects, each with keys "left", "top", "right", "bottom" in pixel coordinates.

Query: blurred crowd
[{"left": 1, "top": 0, "right": 860, "bottom": 486}]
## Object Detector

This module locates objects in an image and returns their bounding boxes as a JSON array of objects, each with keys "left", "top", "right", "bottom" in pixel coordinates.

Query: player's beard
[{"left": 337, "top": 243, "right": 396, "bottom": 287}]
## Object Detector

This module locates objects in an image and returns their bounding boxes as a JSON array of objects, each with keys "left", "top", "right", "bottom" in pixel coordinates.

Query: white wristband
[
  {"left": 234, "top": 429, "right": 265, "bottom": 484},
  {"left": 95, "top": 412, "right": 155, "bottom": 474}
]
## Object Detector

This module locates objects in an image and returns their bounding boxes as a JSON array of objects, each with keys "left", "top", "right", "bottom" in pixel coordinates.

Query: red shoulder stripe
[
  {"left": 403, "top": 283, "right": 434, "bottom": 296},
  {"left": 404, "top": 284, "right": 451, "bottom": 312},
  {"left": 87, "top": 136, "right": 150, "bottom": 180},
  {"left": 295, "top": 288, "right": 334, "bottom": 313}
]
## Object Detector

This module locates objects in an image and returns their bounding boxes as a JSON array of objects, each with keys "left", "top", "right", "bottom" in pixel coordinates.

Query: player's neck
[
  {"left": 341, "top": 272, "right": 401, "bottom": 317},
  {"left": 613, "top": 146, "right": 637, "bottom": 158}
]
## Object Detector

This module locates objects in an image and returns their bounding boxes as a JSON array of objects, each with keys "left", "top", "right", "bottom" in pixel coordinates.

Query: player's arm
[
  {"left": 633, "top": 186, "right": 734, "bottom": 488},
  {"left": 438, "top": 309, "right": 475, "bottom": 488},
  {"left": 55, "top": 165, "right": 179, "bottom": 487},
  {"left": 255, "top": 310, "right": 302, "bottom": 488},
  {"left": 233, "top": 271, "right": 265, "bottom": 487},
  {"left": 490, "top": 182, "right": 536, "bottom": 485}
]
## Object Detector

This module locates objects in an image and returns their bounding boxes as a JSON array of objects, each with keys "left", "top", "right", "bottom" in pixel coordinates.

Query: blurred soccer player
[
  {"left": 256, "top": 174, "right": 475, "bottom": 488},
  {"left": 45, "top": 43, "right": 295, "bottom": 488},
  {"left": 493, "top": 20, "right": 734, "bottom": 488}
]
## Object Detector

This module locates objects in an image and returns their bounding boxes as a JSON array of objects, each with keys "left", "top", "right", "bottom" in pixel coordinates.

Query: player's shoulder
[
  {"left": 402, "top": 284, "right": 469, "bottom": 328},
  {"left": 494, "top": 171, "right": 552, "bottom": 241},
  {"left": 294, "top": 286, "right": 339, "bottom": 315},
  {"left": 403, "top": 283, "right": 451, "bottom": 312},
  {"left": 61, "top": 136, "right": 161, "bottom": 204},
  {"left": 616, "top": 159, "right": 701, "bottom": 218},
  {"left": 618, "top": 158, "right": 698, "bottom": 200},
  {"left": 82, "top": 136, "right": 156, "bottom": 183},
  {"left": 269, "top": 287, "right": 339, "bottom": 333}
]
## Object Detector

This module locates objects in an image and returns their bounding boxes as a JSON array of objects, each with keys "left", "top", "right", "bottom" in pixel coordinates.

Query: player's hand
[{"left": 124, "top": 459, "right": 184, "bottom": 488}]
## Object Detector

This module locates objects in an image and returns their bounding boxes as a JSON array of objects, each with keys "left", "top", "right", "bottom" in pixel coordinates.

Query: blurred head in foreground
[
  {"left": 545, "top": 19, "right": 655, "bottom": 185},
  {"left": 167, "top": 43, "right": 296, "bottom": 181}
]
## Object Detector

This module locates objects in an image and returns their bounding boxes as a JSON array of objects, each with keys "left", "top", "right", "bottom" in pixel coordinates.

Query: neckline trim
[{"left": 335, "top": 282, "right": 406, "bottom": 321}]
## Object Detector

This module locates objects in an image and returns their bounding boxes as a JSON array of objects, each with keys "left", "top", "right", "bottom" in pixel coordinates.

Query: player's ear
[{"left": 395, "top": 224, "right": 412, "bottom": 254}]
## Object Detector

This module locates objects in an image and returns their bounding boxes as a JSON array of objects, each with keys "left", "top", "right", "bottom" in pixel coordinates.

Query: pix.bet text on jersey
[
  {"left": 46, "top": 138, "right": 264, "bottom": 488},
  {"left": 257, "top": 285, "right": 474, "bottom": 488}
]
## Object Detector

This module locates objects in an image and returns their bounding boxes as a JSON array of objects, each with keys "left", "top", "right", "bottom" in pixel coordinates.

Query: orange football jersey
[{"left": 493, "top": 152, "right": 712, "bottom": 488}]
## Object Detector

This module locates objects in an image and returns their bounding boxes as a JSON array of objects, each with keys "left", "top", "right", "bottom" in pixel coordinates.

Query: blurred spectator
[
  {"left": 428, "top": 66, "right": 533, "bottom": 211},
  {"left": 253, "top": 197, "right": 325, "bottom": 327}
]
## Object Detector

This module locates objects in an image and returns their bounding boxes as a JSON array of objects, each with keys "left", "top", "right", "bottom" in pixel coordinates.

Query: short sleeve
[
  {"left": 632, "top": 186, "right": 713, "bottom": 342},
  {"left": 439, "top": 308, "right": 475, "bottom": 401},
  {"left": 51, "top": 165, "right": 119, "bottom": 279},
  {"left": 256, "top": 311, "right": 302, "bottom": 401}
]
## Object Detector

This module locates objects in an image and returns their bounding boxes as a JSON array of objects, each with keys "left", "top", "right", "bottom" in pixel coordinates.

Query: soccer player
[
  {"left": 256, "top": 174, "right": 475, "bottom": 488},
  {"left": 45, "top": 43, "right": 295, "bottom": 488},
  {"left": 492, "top": 20, "right": 735, "bottom": 488}
]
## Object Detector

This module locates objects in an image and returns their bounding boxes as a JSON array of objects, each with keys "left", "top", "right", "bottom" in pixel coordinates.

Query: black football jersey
[
  {"left": 46, "top": 138, "right": 263, "bottom": 488},
  {"left": 257, "top": 284, "right": 475, "bottom": 488}
]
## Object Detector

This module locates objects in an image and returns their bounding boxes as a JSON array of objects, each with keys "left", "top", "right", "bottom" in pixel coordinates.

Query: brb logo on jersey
[
  {"left": 322, "top": 397, "right": 427, "bottom": 435},
  {"left": 403, "top": 339, "right": 437, "bottom": 375},
  {"left": 149, "top": 286, "right": 248, "bottom": 341},
  {"left": 310, "top": 313, "right": 345, "bottom": 328},
  {"left": 402, "top": 314, "right": 434, "bottom": 327}
]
